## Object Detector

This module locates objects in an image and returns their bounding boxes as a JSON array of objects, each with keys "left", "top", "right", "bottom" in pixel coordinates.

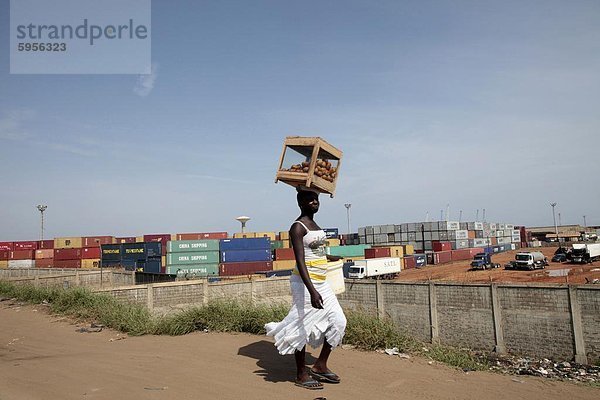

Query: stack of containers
[
  {"left": 37, "top": 240, "right": 54, "bottom": 249},
  {"left": 144, "top": 234, "right": 172, "bottom": 272},
  {"left": 166, "top": 239, "right": 220, "bottom": 276},
  {"left": 219, "top": 238, "right": 272, "bottom": 276},
  {"left": 122, "top": 242, "right": 162, "bottom": 272},
  {"left": 81, "top": 236, "right": 113, "bottom": 269},
  {"left": 35, "top": 248, "right": 54, "bottom": 268},
  {"left": 9, "top": 241, "right": 37, "bottom": 268},
  {"left": 273, "top": 247, "right": 295, "bottom": 271},
  {"left": 100, "top": 244, "right": 122, "bottom": 268},
  {"left": 175, "top": 232, "right": 228, "bottom": 240},
  {"left": 54, "top": 248, "right": 82, "bottom": 268},
  {"left": 0, "top": 242, "right": 14, "bottom": 268},
  {"left": 340, "top": 233, "right": 360, "bottom": 245},
  {"left": 115, "top": 237, "right": 137, "bottom": 244},
  {"left": 326, "top": 244, "right": 370, "bottom": 259},
  {"left": 278, "top": 231, "right": 291, "bottom": 248}
]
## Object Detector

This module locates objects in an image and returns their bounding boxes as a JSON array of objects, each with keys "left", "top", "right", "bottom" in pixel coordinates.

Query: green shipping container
[
  {"left": 166, "top": 264, "right": 219, "bottom": 276},
  {"left": 166, "top": 251, "right": 220, "bottom": 265},
  {"left": 326, "top": 244, "right": 371, "bottom": 257},
  {"left": 167, "top": 240, "right": 220, "bottom": 253},
  {"left": 270, "top": 241, "right": 285, "bottom": 250}
]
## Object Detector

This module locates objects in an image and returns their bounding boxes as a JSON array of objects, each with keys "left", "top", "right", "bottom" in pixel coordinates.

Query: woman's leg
[{"left": 295, "top": 346, "right": 323, "bottom": 388}]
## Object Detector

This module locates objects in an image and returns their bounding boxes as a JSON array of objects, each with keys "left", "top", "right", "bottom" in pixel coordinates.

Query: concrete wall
[
  {"left": 1, "top": 269, "right": 134, "bottom": 288},
  {"left": 338, "top": 281, "right": 599, "bottom": 364}
]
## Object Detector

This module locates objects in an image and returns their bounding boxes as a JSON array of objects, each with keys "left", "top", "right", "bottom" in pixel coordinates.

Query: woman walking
[{"left": 265, "top": 188, "right": 347, "bottom": 390}]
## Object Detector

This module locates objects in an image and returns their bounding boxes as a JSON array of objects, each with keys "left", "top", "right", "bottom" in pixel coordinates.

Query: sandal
[
  {"left": 309, "top": 368, "right": 341, "bottom": 384},
  {"left": 295, "top": 378, "right": 324, "bottom": 390}
]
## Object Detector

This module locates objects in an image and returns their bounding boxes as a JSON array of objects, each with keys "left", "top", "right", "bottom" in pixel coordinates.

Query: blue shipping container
[
  {"left": 220, "top": 249, "right": 272, "bottom": 263},
  {"left": 101, "top": 244, "right": 122, "bottom": 261},
  {"left": 121, "top": 242, "right": 162, "bottom": 260},
  {"left": 323, "top": 228, "right": 339, "bottom": 239},
  {"left": 141, "top": 258, "right": 162, "bottom": 273},
  {"left": 219, "top": 238, "right": 270, "bottom": 251}
]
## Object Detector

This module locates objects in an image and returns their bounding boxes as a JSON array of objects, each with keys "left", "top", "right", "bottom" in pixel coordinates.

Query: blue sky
[{"left": 1, "top": 0, "right": 599, "bottom": 240}]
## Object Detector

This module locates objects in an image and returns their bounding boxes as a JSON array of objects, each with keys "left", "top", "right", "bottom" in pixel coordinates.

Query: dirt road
[
  {"left": 397, "top": 247, "right": 600, "bottom": 284},
  {"left": 0, "top": 303, "right": 597, "bottom": 400}
]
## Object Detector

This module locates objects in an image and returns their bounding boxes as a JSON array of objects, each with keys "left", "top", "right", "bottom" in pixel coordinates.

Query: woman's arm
[{"left": 290, "top": 223, "right": 323, "bottom": 309}]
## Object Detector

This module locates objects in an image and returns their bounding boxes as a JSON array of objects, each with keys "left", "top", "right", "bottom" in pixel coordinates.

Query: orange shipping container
[
  {"left": 81, "top": 259, "right": 100, "bottom": 269},
  {"left": 35, "top": 249, "right": 54, "bottom": 259},
  {"left": 468, "top": 231, "right": 476, "bottom": 239},
  {"left": 0, "top": 260, "right": 8, "bottom": 269},
  {"left": 81, "top": 236, "right": 114, "bottom": 247}
]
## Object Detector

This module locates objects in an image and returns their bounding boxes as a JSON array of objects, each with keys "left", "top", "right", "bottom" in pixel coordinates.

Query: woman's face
[{"left": 300, "top": 192, "right": 320, "bottom": 214}]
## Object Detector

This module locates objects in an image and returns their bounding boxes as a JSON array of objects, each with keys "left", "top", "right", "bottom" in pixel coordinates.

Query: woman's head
[{"left": 297, "top": 188, "right": 320, "bottom": 214}]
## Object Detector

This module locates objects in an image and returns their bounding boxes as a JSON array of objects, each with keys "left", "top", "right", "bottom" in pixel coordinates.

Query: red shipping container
[
  {"left": 433, "top": 251, "right": 452, "bottom": 264},
  {"left": 432, "top": 241, "right": 452, "bottom": 252},
  {"left": 0, "top": 242, "right": 14, "bottom": 251},
  {"left": 143, "top": 234, "right": 171, "bottom": 255},
  {"left": 35, "top": 259, "right": 54, "bottom": 268},
  {"left": 404, "top": 256, "right": 416, "bottom": 269},
  {"left": 13, "top": 241, "right": 38, "bottom": 250},
  {"left": 274, "top": 248, "right": 295, "bottom": 260},
  {"left": 10, "top": 250, "right": 35, "bottom": 260},
  {"left": 450, "top": 249, "right": 471, "bottom": 261},
  {"left": 53, "top": 259, "right": 82, "bottom": 268},
  {"left": 81, "top": 236, "right": 114, "bottom": 247},
  {"left": 0, "top": 250, "right": 9, "bottom": 260},
  {"left": 81, "top": 247, "right": 101, "bottom": 259},
  {"left": 219, "top": 261, "right": 273, "bottom": 276},
  {"left": 365, "top": 247, "right": 391, "bottom": 259},
  {"left": 37, "top": 240, "right": 54, "bottom": 249},
  {"left": 115, "top": 237, "right": 136, "bottom": 244},
  {"left": 54, "top": 248, "right": 83, "bottom": 260},
  {"left": 35, "top": 249, "right": 54, "bottom": 259},
  {"left": 176, "top": 232, "right": 228, "bottom": 240}
]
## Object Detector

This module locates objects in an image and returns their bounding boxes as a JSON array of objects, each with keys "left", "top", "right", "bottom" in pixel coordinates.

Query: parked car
[{"left": 552, "top": 253, "right": 568, "bottom": 263}]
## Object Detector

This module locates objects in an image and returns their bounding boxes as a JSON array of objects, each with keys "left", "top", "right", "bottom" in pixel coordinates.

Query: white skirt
[{"left": 265, "top": 274, "right": 347, "bottom": 355}]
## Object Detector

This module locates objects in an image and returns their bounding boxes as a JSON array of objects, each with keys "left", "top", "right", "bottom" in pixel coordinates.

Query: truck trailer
[
  {"left": 347, "top": 257, "right": 401, "bottom": 279},
  {"left": 571, "top": 243, "right": 600, "bottom": 264}
]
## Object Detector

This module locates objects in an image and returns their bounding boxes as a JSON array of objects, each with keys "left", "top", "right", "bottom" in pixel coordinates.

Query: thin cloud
[
  {"left": 0, "top": 109, "right": 34, "bottom": 141},
  {"left": 133, "top": 63, "right": 158, "bottom": 97}
]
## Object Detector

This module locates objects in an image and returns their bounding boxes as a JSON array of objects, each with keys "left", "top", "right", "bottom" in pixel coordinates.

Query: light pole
[
  {"left": 558, "top": 212, "right": 562, "bottom": 228},
  {"left": 236, "top": 216, "right": 250, "bottom": 234},
  {"left": 583, "top": 215, "right": 587, "bottom": 229},
  {"left": 550, "top": 203, "right": 559, "bottom": 245},
  {"left": 344, "top": 204, "right": 351, "bottom": 234},
  {"left": 36, "top": 205, "right": 47, "bottom": 240}
]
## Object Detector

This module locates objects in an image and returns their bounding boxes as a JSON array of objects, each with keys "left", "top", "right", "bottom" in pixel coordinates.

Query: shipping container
[
  {"left": 323, "top": 228, "right": 339, "bottom": 239},
  {"left": 37, "top": 240, "right": 54, "bottom": 249},
  {"left": 430, "top": 251, "right": 452, "bottom": 265},
  {"left": 220, "top": 249, "right": 272, "bottom": 263},
  {"left": 81, "top": 259, "right": 101, "bottom": 269},
  {"left": 233, "top": 232, "right": 256, "bottom": 239},
  {"left": 279, "top": 231, "right": 290, "bottom": 241},
  {"left": 122, "top": 242, "right": 162, "bottom": 259},
  {"left": 402, "top": 244, "right": 414, "bottom": 255},
  {"left": 166, "top": 264, "right": 219, "bottom": 276},
  {"left": 143, "top": 234, "right": 171, "bottom": 255},
  {"left": 54, "top": 248, "right": 82, "bottom": 260},
  {"left": 35, "top": 259, "right": 54, "bottom": 268},
  {"left": 10, "top": 250, "right": 35, "bottom": 260},
  {"left": 327, "top": 238, "right": 341, "bottom": 247},
  {"left": 270, "top": 240, "right": 284, "bottom": 250},
  {"left": 219, "top": 261, "right": 273, "bottom": 276},
  {"left": 54, "top": 237, "right": 83, "bottom": 249},
  {"left": 167, "top": 251, "right": 220, "bottom": 265},
  {"left": 139, "top": 258, "right": 162, "bottom": 273},
  {"left": 13, "top": 241, "right": 38, "bottom": 250},
  {"left": 274, "top": 248, "right": 295, "bottom": 261},
  {"left": 101, "top": 244, "right": 122, "bottom": 261},
  {"left": 386, "top": 246, "right": 404, "bottom": 258},
  {"left": 432, "top": 241, "right": 452, "bottom": 252},
  {"left": 176, "top": 232, "right": 228, "bottom": 240},
  {"left": 167, "top": 240, "right": 220, "bottom": 253},
  {"left": 82, "top": 247, "right": 101, "bottom": 259},
  {"left": 0, "top": 242, "right": 14, "bottom": 251},
  {"left": 0, "top": 260, "right": 8, "bottom": 269},
  {"left": 455, "top": 230, "right": 468, "bottom": 240},
  {"left": 365, "top": 247, "right": 391, "bottom": 259},
  {"left": 53, "top": 259, "right": 82, "bottom": 268},
  {"left": 404, "top": 254, "right": 426, "bottom": 269},
  {"left": 9, "top": 260, "right": 35, "bottom": 268},
  {"left": 326, "top": 244, "right": 371, "bottom": 258},
  {"left": 115, "top": 236, "right": 137, "bottom": 244},
  {"left": 82, "top": 236, "right": 114, "bottom": 247},
  {"left": 273, "top": 260, "right": 295, "bottom": 270},
  {"left": 255, "top": 232, "right": 277, "bottom": 241},
  {"left": 35, "top": 249, "right": 54, "bottom": 259},
  {"left": 220, "top": 238, "right": 271, "bottom": 251},
  {"left": 0, "top": 250, "right": 9, "bottom": 260}
]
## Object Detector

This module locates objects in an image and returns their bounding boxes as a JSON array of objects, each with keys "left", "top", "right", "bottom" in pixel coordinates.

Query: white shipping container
[
  {"left": 498, "top": 224, "right": 506, "bottom": 230},
  {"left": 455, "top": 230, "right": 469, "bottom": 240},
  {"left": 358, "top": 227, "right": 366, "bottom": 236},
  {"left": 489, "top": 223, "right": 497, "bottom": 230},
  {"left": 438, "top": 221, "right": 460, "bottom": 231},
  {"left": 512, "top": 236, "right": 520, "bottom": 243},
  {"left": 505, "top": 224, "right": 514, "bottom": 230},
  {"left": 8, "top": 260, "right": 36, "bottom": 268},
  {"left": 503, "top": 229, "right": 513, "bottom": 237},
  {"left": 348, "top": 257, "right": 402, "bottom": 279},
  {"left": 496, "top": 230, "right": 504, "bottom": 238},
  {"left": 497, "top": 237, "right": 511, "bottom": 245},
  {"left": 453, "top": 240, "right": 469, "bottom": 250}
]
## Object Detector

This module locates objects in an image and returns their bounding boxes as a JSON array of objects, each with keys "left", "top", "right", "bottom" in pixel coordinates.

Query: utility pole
[
  {"left": 36, "top": 205, "right": 47, "bottom": 240},
  {"left": 558, "top": 212, "right": 562, "bottom": 227},
  {"left": 550, "top": 203, "right": 559, "bottom": 245},
  {"left": 459, "top": 210, "right": 463, "bottom": 223},
  {"left": 482, "top": 208, "right": 486, "bottom": 223},
  {"left": 344, "top": 203, "right": 352, "bottom": 234},
  {"left": 583, "top": 215, "right": 587, "bottom": 229}
]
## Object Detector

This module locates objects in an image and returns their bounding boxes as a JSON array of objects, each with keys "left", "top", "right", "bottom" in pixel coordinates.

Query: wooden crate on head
[{"left": 275, "top": 136, "right": 343, "bottom": 197}]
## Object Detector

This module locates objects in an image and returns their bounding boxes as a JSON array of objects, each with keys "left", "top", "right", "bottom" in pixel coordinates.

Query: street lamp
[
  {"left": 236, "top": 216, "right": 251, "bottom": 234},
  {"left": 550, "top": 203, "right": 559, "bottom": 246},
  {"left": 36, "top": 205, "right": 47, "bottom": 240},
  {"left": 344, "top": 204, "right": 351, "bottom": 234}
]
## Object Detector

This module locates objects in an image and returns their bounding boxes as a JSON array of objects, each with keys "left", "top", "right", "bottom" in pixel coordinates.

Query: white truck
[
  {"left": 571, "top": 243, "right": 600, "bottom": 264},
  {"left": 513, "top": 251, "right": 548, "bottom": 270},
  {"left": 347, "top": 257, "right": 401, "bottom": 279}
]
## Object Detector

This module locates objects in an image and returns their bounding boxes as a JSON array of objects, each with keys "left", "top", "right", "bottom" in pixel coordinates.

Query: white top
[{"left": 293, "top": 220, "right": 327, "bottom": 263}]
